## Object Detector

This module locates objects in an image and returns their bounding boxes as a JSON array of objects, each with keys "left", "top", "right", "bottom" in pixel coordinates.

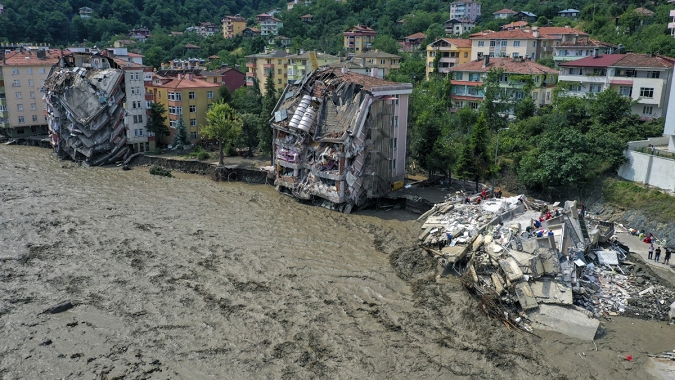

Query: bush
[
  {"left": 149, "top": 165, "right": 172, "bottom": 177},
  {"left": 152, "top": 147, "right": 162, "bottom": 155},
  {"left": 189, "top": 146, "right": 211, "bottom": 160}
]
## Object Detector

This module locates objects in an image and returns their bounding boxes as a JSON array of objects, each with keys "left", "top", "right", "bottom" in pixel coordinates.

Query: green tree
[
  {"left": 455, "top": 138, "right": 476, "bottom": 191},
  {"left": 146, "top": 103, "right": 169, "bottom": 147},
  {"left": 515, "top": 96, "right": 536, "bottom": 120},
  {"left": 259, "top": 74, "right": 279, "bottom": 155},
  {"left": 202, "top": 103, "right": 243, "bottom": 166},
  {"left": 219, "top": 85, "right": 233, "bottom": 104},
  {"left": 372, "top": 35, "right": 400, "bottom": 55},
  {"left": 172, "top": 118, "right": 190, "bottom": 150},
  {"left": 479, "top": 68, "right": 508, "bottom": 132},
  {"left": 238, "top": 113, "right": 262, "bottom": 157},
  {"left": 470, "top": 113, "right": 491, "bottom": 191}
]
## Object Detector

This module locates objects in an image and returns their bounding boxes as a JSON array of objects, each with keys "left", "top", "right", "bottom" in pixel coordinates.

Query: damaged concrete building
[
  {"left": 43, "top": 53, "right": 130, "bottom": 165},
  {"left": 270, "top": 68, "right": 412, "bottom": 213}
]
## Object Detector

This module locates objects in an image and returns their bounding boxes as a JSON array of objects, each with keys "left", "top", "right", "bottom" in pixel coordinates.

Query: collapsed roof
[{"left": 43, "top": 53, "right": 129, "bottom": 166}]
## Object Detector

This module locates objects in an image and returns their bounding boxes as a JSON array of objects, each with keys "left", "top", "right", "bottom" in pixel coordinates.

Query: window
[
  {"left": 169, "top": 106, "right": 182, "bottom": 115},
  {"left": 455, "top": 72, "right": 463, "bottom": 80},
  {"left": 647, "top": 71, "right": 660, "bottom": 79},
  {"left": 139, "top": 129, "right": 143, "bottom": 136},
  {"left": 464, "top": 52, "right": 468, "bottom": 58},
  {"left": 468, "top": 87, "right": 479, "bottom": 96},
  {"left": 489, "top": 40, "right": 496, "bottom": 47},
  {"left": 501, "top": 74, "right": 509, "bottom": 82},
  {"left": 207, "top": 91, "right": 214, "bottom": 99},
  {"left": 207, "top": 104, "right": 213, "bottom": 110},
  {"left": 278, "top": 79, "right": 281, "bottom": 84},
  {"left": 32, "top": 115, "right": 38, "bottom": 122},
  {"left": 513, "top": 41, "right": 521, "bottom": 47},
  {"left": 640, "top": 87, "right": 654, "bottom": 98},
  {"left": 190, "top": 118, "right": 197, "bottom": 126},
  {"left": 500, "top": 40, "right": 507, "bottom": 47},
  {"left": 168, "top": 92, "right": 182, "bottom": 101},
  {"left": 532, "top": 41, "right": 537, "bottom": 47},
  {"left": 532, "top": 92, "right": 538, "bottom": 100},
  {"left": 534, "top": 76, "right": 540, "bottom": 83},
  {"left": 169, "top": 120, "right": 177, "bottom": 128},
  {"left": 191, "top": 132, "right": 197, "bottom": 139},
  {"left": 134, "top": 129, "right": 139, "bottom": 137},
  {"left": 277, "top": 59, "right": 282, "bottom": 64},
  {"left": 188, "top": 91, "right": 195, "bottom": 99},
  {"left": 15, "top": 92, "right": 22, "bottom": 99},
  {"left": 512, "top": 52, "right": 520, "bottom": 58},
  {"left": 469, "top": 73, "right": 480, "bottom": 81},
  {"left": 469, "top": 102, "right": 479, "bottom": 109},
  {"left": 28, "top": 80, "right": 34, "bottom": 87},
  {"left": 428, "top": 51, "right": 435, "bottom": 58},
  {"left": 12, "top": 80, "right": 20, "bottom": 87},
  {"left": 12, "top": 68, "right": 19, "bottom": 75},
  {"left": 391, "top": 159, "right": 396, "bottom": 171},
  {"left": 30, "top": 103, "right": 36, "bottom": 111},
  {"left": 133, "top": 115, "right": 143, "bottom": 123},
  {"left": 0, "top": 105, "right": 5, "bottom": 112},
  {"left": 40, "top": 67, "right": 46, "bottom": 74},
  {"left": 17, "top": 104, "right": 23, "bottom": 111},
  {"left": 18, "top": 116, "right": 24, "bottom": 123},
  {"left": 619, "top": 86, "right": 632, "bottom": 97},
  {"left": 478, "top": 41, "right": 485, "bottom": 47},
  {"left": 189, "top": 105, "right": 196, "bottom": 113},
  {"left": 515, "top": 91, "right": 524, "bottom": 99},
  {"left": 29, "top": 91, "right": 35, "bottom": 99},
  {"left": 589, "top": 84, "right": 602, "bottom": 93},
  {"left": 643, "top": 106, "right": 654, "bottom": 114},
  {"left": 393, "top": 137, "right": 397, "bottom": 149}
]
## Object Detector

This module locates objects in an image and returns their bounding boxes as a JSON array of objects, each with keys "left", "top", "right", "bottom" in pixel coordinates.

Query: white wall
[{"left": 618, "top": 141, "right": 675, "bottom": 192}]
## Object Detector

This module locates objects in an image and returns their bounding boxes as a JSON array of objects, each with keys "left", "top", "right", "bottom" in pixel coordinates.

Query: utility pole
[{"left": 491, "top": 127, "right": 509, "bottom": 197}]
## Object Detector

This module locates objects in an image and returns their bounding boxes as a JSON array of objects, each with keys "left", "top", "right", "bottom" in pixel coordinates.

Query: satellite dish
[{"left": 168, "top": 144, "right": 173, "bottom": 149}]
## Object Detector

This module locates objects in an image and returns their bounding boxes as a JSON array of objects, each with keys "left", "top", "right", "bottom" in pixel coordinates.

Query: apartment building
[
  {"left": 558, "top": 53, "right": 675, "bottom": 120},
  {"left": 146, "top": 72, "right": 221, "bottom": 144},
  {"left": 402, "top": 33, "right": 426, "bottom": 52},
  {"left": 0, "top": 48, "right": 61, "bottom": 139},
  {"left": 426, "top": 38, "right": 472, "bottom": 79},
  {"left": 260, "top": 17, "right": 283, "bottom": 36},
  {"left": 444, "top": 18, "right": 476, "bottom": 35},
  {"left": 245, "top": 49, "right": 290, "bottom": 94},
  {"left": 448, "top": 56, "right": 558, "bottom": 116},
  {"left": 286, "top": 51, "right": 340, "bottom": 83},
  {"left": 222, "top": 15, "right": 247, "bottom": 39},
  {"left": 352, "top": 50, "right": 401, "bottom": 76},
  {"left": 450, "top": 0, "right": 481, "bottom": 23},
  {"left": 493, "top": 9, "right": 517, "bottom": 19},
  {"left": 343, "top": 25, "right": 377, "bottom": 52},
  {"left": 553, "top": 36, "right": 614, "bottom": 63},
  {"left": 470, "top": 27, "right": 588, "bottom": 61}
]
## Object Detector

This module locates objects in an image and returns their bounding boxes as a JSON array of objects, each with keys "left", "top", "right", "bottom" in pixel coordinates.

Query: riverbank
[{"left": 1, "top": 145, "right": 674, "bottom": 379}]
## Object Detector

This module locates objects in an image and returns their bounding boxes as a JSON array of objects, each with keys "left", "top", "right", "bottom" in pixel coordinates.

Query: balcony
[
  {"left": 558, "top": 74, "right": 607, "bottom": 83},
  {"left": 246, "top": 61, "right": 257, "bottom": 68},
  {"left": 246, "top": 71, "right": 256, "bottom": 77}
]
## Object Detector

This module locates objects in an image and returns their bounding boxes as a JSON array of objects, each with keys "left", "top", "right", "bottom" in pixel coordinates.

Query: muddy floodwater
[{"left": 2, "top": 146, "right": 675, "bottom": 380}]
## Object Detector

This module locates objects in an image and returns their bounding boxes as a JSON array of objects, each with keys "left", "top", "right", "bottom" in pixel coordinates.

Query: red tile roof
[
  {"left": 151, "top": 75, "right": 220, "bottom": 89},
  {"left": 112, "top": 58, "right": 147, "bottom": 69},
  {"left": 301, "top": 14, "right": 312, "bottom": 18},
  {"left": 0, "top": 49, "right": 62, "bottom": 66},
  {"left": 557, "top": 37, "right": 613, "bottom": 48},
  {"left": 538, "top": 26, "right": 587, "bottom": 37},
  {"left": 501, "top": 21, "right": 528, "bottom": 29},
  {"left": 493, "top": 8, "right": 517, "bottom": 14},
  {"left": 449, "top": 57, "right": 559, "bottom": 74},
  {"left": 184, "top": 44, "right": 200, "bottom": 49},
  {"left": 405, "top": 32, "right": 427, "bottom": 40},
  {"left": 634, "top": 7, "right": 654, "bottom": 17},
  {"left": 322, "top": 68, "right": 400, "bottom": 90},
  {"left": 613, "top": 54, "right": 675, "bottom": 68},
  {"left": 443, "top": 38, "right": 471, "bottom": 48},
  {"left": 470, "top": 29, "right": 538, "bottom": 40},
  {"left": 559, "top": 54, "right": 626, "bottom": 67}
]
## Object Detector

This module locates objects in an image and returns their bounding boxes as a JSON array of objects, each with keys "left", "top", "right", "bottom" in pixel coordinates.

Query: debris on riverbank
[{"left": 419, "top": 194, "right": 675, "bottom": 340}]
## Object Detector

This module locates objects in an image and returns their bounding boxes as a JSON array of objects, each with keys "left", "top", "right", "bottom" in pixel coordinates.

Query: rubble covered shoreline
[{"left": 419, "top": 194, "right": 675, "bottom": 340}]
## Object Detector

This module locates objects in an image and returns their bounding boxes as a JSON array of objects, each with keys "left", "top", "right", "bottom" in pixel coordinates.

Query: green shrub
[
  {"left": 149, "top": 165, "right": 172, "bottom": 177},
  {"left": 189, "top": 146, "right": 211, "bottom": 160}
]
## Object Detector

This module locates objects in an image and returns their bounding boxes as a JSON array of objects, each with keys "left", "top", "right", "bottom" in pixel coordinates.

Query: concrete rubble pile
[
  {"left": 419, "top": 196, "right": 645, "bottom": 340},
  {"left": 43, "top": 53, "right": 129, "bottom": 165}
]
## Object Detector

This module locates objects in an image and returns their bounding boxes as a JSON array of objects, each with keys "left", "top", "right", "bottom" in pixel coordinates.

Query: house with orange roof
[
  {"left": 0, "top": 47, "right": 62, "bottom": 138},
  {"left": 222, "top": 14, "right": 246, "bottom": 38},
  {"left": 448, "top": 56, "right": 558, "bottom": 116},
  {"left": 343, "top": 25, "right": 377, "bottom": 52},
  {"left": 425, "top": 38, "right": 472, "bottom": 79},
  {"left": 500, "top": 21, "right": 528, "bottom": 30},
  {"left": 300, "top": 14, "right": 312, "bottom": 23},
  {"left": 402, "top": 32, "right": 426, "bottom": 52},
  {"left": 469, "top": 26, "right": 588, "bottom": 61},
  {"left": 146, "top": 71, "right": 221, "bottom": 144},
  {"left": 493, "top": 8, "right": 517, "bottom": 19},
  {"left": 553, "top": 35, "right": 615, "bottom": 63}
]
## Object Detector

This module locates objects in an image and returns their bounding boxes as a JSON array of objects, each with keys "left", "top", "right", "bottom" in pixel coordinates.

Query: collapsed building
[
  {"left": 270, "top": 68, "right": 412, "bottom": 213},
  {"left": 43, "top": 53, "right": 129, "bottom": 165},
  {"left": 420, "top": 196, "right": 675, "bottom": 340}
]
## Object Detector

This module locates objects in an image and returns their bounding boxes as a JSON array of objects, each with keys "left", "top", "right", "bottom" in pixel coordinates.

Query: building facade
[
  {"left": 553, "top": 36, "right": 614, "bottom": 63},
  {"left": 493, "top": 8, "right": 517, "bottom": 19},
  {"left": 146, "top": 72, "right": 221, "bottom": 144},
  {"left": 260, "top": 17, "right": 283, "bottom": 36},
  {"left": 448, "top": 56, "right": 558, "bottom": 116},
  {"left": 444, "top": 18, "right": 476, "bottom": 35},
  {"left": 222, "top": 15, "right": 247, "bottom": 38},
  {"left": 426, "top": 38, "right": 472, "bottom": 79},
  {"left": 450, "top": 0, "right": 481, "bottom": 23},
  {"left": 245, "top": 50, "right": 290, "bottom": 94},
  {"left": 402, "top": 33, "right": 426, "bottom": 52},
  {"left": 0, "top": 48, "right": 60, "bottom": 138},
  {"left": 470, "top": 27, "right": 588, "bottom": 61},
  {"left": 343, "top": 25, "right": 377, "bottom": 52},
  {"left": 287, "top": 51, "right": 340, "bottom": 83},
  {"left": 270, "top": 68, "right": 412, "bottom": 213},
  {"left": 558, "top": 53, "right": 675, "bottom": 120},
  {"left": 352, "top": 50, "right": 401, "bottom": 76}
]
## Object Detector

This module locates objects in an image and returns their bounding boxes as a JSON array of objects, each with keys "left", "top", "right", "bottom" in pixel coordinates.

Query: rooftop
[
  {"left": 449, "top": 57, "right": 559, "bottom": 74},
  {"left": 405, "top": 32, "right": 427, "bottom": 40},
  {"left": 151, "top": 74, "right": 220, "bottom": 89},
  {"left": 0, "top": 49, "right": 62, "bottom": 66},
  {"left": 557, "top": 37, "right": 614, "bottom": 48},
  {"left": 501, "top": 21, "right": 529, "bottom": 29},
  {"left": 558, "top": 9, "right": 581, "bottom": 13},
  {"left": 559, "top": 53, "right": 675, "bottom": 69},
  {"left": 354, "top": 50, "right": 401, "bottom": 59},
  {"left": 493, "top": 8, "right": 517, "bottom": 15},
  {"left": 429, "top": 38, "right": 472, "bottom": 48}
]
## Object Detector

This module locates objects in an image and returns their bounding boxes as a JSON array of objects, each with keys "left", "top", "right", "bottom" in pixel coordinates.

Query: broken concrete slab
[
  {"left": 500, "top": 257, "right": 524, "bottom": 281},
  {"left": 528, "top": 304, "right": 600, "bottom": 341},
  {"left": 515, "top": 282, "right": 538, "bottom": 310},
  {"left": 440, "top": 245, "right": 469, "bottom": 265},
  {"left": 597, "top": 249, "right": 619, "bottom": 266},
  {"left": 530, "top": 280, "right": 573, "bottom": 305}
]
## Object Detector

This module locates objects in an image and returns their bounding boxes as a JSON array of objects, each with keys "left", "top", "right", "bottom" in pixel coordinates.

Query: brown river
[{"left": 1, "top": 145, "right": 674, "bottom": 379}]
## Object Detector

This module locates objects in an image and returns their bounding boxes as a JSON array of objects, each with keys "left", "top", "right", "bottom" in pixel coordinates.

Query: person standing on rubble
[
  {"left": 648, "top": 243, "right": 655, "bottom": 260},
  {"left": 664, "top": 248, "right": 671, "bottom": 265},
  {"left": 654, "top": 246, "right": 662, "bottom": 262}
]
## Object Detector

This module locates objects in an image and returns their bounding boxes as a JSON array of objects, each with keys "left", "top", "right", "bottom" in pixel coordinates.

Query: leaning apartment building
[{"left": 270, "top": 67, "right": 412, "bottom": 213}]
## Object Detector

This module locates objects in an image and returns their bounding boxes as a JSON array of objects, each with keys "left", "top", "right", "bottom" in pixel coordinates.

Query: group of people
[{"left": 648, "top": 243, "right": 672, "bottom": 264}]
